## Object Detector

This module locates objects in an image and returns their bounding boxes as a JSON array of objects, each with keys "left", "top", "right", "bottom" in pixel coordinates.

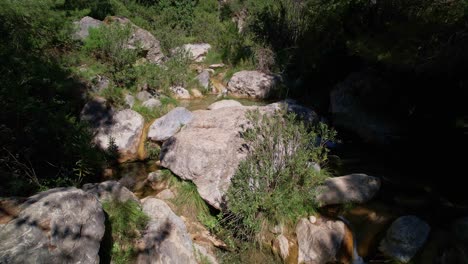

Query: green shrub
[
  {"left": 83, "top": 23, "right": 139, "bottom": 73},
  {"left": 225, "top": 109, "right": 336, "bottom": 240},
  {"left": 102, "top": 199, "right": 149, "bottom": 264}
]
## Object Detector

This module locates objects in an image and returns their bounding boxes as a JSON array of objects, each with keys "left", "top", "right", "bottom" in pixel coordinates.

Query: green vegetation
[
  {"left": 102, "top": 199, "right": 149, "bottom": 264},
  {"left": 225, "top": 109, "right": 335, "bottom": 240}
]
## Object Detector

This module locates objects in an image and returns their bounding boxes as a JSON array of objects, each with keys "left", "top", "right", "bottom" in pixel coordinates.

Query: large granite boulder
[
  {"left": 227, "top": 70, "right": 278, "bottom": 98},
  {"left": 137, "top": 198, "right": 196, "bottom": 264},
  {"left": 316, "top": 174, "right": 381, "bottom": 206},
  {"left": 73, "top": 16, "right": 103, "bottom": 40},
  {"left": 82, "top": 102, "right": 145, "bottom": 162},
  {"left": 0, "top": 188, "right": 105, "bottom": 264},
  {"left": 148, "top": 107, "right": 193, "bottom": 142},
  {"left": 379, "top": 215, "right": 430, "bottom": 263},
  {"left": 160, "top": 104, "right": 276, "bottom": 209},
  {"left": 296, "top": 217, "right": 346, "bottom": 264}
]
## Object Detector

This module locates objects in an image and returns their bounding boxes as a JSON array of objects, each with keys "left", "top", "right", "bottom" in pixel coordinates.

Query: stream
[{"left": 101, "top": 95, "right": 467, "bottom": 264}]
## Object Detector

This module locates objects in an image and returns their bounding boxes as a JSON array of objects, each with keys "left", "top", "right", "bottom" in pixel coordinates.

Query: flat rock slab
[
  {"left": 0, "top": 188, "right": 105, "bottom": 264},
  {"left": 83, "top": 180, "right": 139, "bottom": 204}
]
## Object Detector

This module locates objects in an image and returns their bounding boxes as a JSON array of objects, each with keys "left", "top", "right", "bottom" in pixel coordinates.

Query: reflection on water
[{"left": 106, "top": 161, "right": 160, "bottom": 198}]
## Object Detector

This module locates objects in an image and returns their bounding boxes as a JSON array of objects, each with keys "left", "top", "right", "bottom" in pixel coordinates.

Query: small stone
[
  {"left": 136, "top": 91, "right": 153, "bottom": 102},
  {"left": 142, "top": 98, "right": 162, "bottom": 109},
  {"left": 309, "top": 215, "right": 317, "bottom": 224}
]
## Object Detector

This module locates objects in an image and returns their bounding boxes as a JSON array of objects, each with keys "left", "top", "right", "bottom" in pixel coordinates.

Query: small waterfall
[{"left": 338, "top": 215, "right": 365, "bottom": 264}]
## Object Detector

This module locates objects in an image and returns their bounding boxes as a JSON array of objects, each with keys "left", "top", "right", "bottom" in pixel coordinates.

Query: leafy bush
[
  {"left": 102, "top": 199, "right": 149, "bottom": 264},
  {"left": 83, "top": 23, "right": 139, "bottom": 73},
  {"left": 225, "top": 109, "right": 336, "bottom": 240}
]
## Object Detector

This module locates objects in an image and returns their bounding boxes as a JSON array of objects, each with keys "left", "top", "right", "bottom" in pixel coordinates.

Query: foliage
[
  {"left": 225, "top": 109, "right": 335, "bottom": 240},
  {"left": 83, "top": 23, "right": 139, "bottom": 82},
  {"left": 144, "top": 141, "right": 160, "bottom": 160},
  {"left": 102, "top": 199, "right": 149, "bottom": 264}
]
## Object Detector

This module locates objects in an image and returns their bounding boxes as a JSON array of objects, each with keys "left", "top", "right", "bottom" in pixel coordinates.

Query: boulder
[
  {"left": 73, "top": 16, "right": 103, "bottom": 40},
  {"left": 106, "top": 16, "right": 165, "bottom": 64},
  {"left": 268, "top": 99, "right": 318, "bottom": 124},
  {"left": 91, "top": 75, "right": 110, "bottom": 93},
  {"left": 137, "top": 198, "right": 196, "bottom": 264},
  {"left": 191, "top": 89, "right": 203, "bottom": 98},
  {"left": 296, "top": 217, "right": 346, "bottom": 264},
  {"left": 125, "top": 94, "right": 135, "bottom": 108},
  {"left": 207, "top": 99, "right": 243, "bottom": 110},
  {"left": 227, "top": 70, "right": 278, "bottom": 98},
  {"left": 196, "top": 70, "right": 211, "bottom": 89},
  {"left": 80, "top": 97, "right": 114, "bottom": 129},
  {"left": 0, "top": 188, "right": 105, "bottom": 264},
  {"left": 174, "top": 43, "right": 211, "bottom": 62},
  {"left": 379, "top": 215, "right": 430, "bottom": 263},
  {"left": 83, "top": 180, "right": 139, "bottom": 204},
  {"left": 142, "top": 98, "right": 162, "bottom": 109},
  {"left": 316, "top": 174, "right": 381, "bottom": 206},
  {"left": 136, "top": 91, "right": 153, "bottom": 102},
  {"left": 170, "top": 86, "right": 191, "bottom": 99},
  {"left": 147, "top": 107, "right": 193, "bottom": 142},
  {"left": 92, "top": 109, "right": 145, "bottom": 162},
  {"left": 160, "top": 105, "right": 276, "bottom": 209},
  {"left": 330, "top": 70, "right": 403, "bottom": 144},
  {"left": 273, "top": 234, "right": 291, "bottom": 261}
]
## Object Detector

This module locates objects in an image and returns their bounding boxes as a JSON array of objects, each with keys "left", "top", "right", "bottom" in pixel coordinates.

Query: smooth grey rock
[
  {"left": 92, "top": 109, "right": 145, "bottom": 162},
  {"left": 125, "top": 94, "right": 135, "bottom": 108},
  {"left": 296, "top": 217, "right": 345, "bottom": 264},
  {"left": 316, "top": 174, "right": 381, "bottom": 206},
  {"left": 170, "top": 86, "right": 191, "bottom": 99},
  {"left": 142, "top": 98, "right": 162, "bottom": 109},
  {"left": 267, "top": 99, "right": 318, "bottom": 124},
  {"left": 160, "top": 105, "right": 276, "bottom": 209},
  {"left": 207, "top": 99, "right": 243, "bottom": 110},
  {"left": 0, "top": 188, "right": 105, "bottom": 264},
  {"left": 136, "top": 91, "right": 153, "bottom": 102},
  {"left": 83, "top": 180, "right": 139, "bottom": 204},
  {"left": 379, "top": 215, "right": 430, "bottom": 263},
  {"left": 148, "top": 107, "right": 193, "bottom": 142},
  {"left": 73, "top": 16, "right": 103, "bottom": 40},
  {"left": 137, "top": 198, "right": 196, "bottom": 264},
  {"left": 196, "top": 70, "right": 211, "bottom": 89},
  {"left": 227, "top": 70, "right": 277, "bottom": 98}
]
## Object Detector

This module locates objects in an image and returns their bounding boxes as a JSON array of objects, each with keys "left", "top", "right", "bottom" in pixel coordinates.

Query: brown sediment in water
[
  {"left": 285, "top": 237, "right": 299, "bottom": 264},
  {"left": 338, "top": 222, "right": 354, "bottom": 264},
  {"left": 137, "top": 119, "right": 154, "bottom": 161},
  {"left": 342, "top": 202, "right": 399, "bottom": 258}
]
